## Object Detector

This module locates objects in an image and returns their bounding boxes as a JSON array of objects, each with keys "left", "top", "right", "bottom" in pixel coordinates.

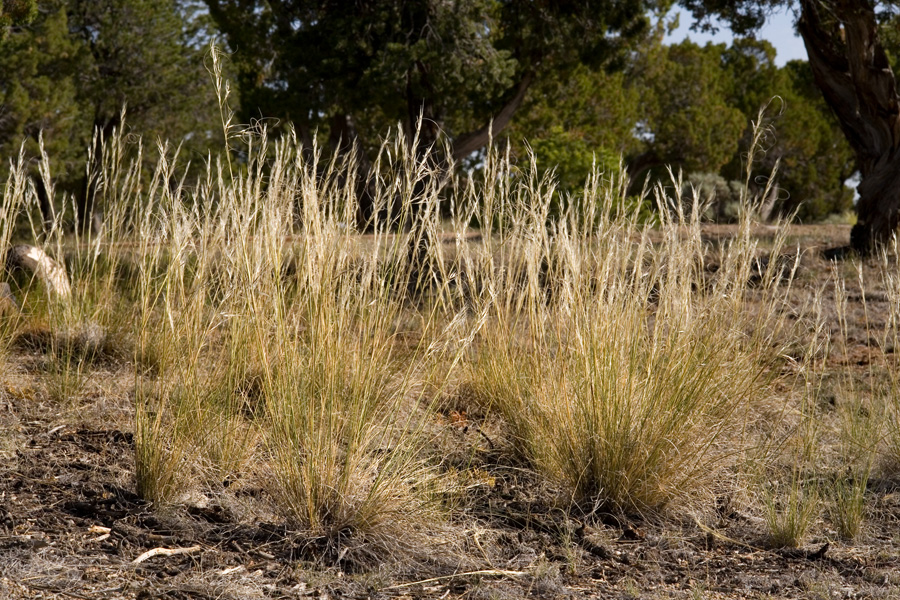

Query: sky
[{"left": 664, "top": 6, "right": 807, "bottom": 66}]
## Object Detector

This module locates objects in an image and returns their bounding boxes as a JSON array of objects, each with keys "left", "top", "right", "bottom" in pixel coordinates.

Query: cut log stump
[{"left": 5, "top": 244, "right": 71, "bottom": 302}]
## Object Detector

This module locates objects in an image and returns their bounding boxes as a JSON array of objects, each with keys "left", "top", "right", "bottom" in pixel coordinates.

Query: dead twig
[
  {"left": 250, "top": 547, "right": 275, "bottom": 560},
  {"left": 25, "top": 584, "right": 92, "bottom": 600},
  {"left": 132, "top": 544, "right": 202, "bottom": 564},
  {"left": 385, "top": 569, "right": 529, "bottom": 590}
]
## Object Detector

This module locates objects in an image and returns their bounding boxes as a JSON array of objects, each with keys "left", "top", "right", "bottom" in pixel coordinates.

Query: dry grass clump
[
  {"left": 820, "top": 269, "right": 879, "bottom": 541},
  {"left": 1, "top": 132, "right": 141, "bottom": 405},
  {"left": 0, "top": 147, "right": 33, "bottom": 362},
  {"left": 0, "top": 58, "right": 467, "bottom": 557},
  {"left": 460, "top": 157, "right": 797, "bottom": 514},
  {"left": 124, "top": 110, "right": 465, "bottom": 563},
  {"left": 1, "top": 105, "right": 806, "bottom": 532}
]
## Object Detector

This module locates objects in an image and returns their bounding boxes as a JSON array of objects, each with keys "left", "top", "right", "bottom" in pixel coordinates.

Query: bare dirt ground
[{"left": 2, "top": 224, "right": 900, "bottom": 599}]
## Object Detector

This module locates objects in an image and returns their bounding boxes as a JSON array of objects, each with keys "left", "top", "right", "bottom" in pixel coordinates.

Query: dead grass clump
[
  {"left": 461, "top": 136, "right": 798, "bottom": 515},
  {"left": 116, "top": 79, "right": 465, "bottom": 563}
]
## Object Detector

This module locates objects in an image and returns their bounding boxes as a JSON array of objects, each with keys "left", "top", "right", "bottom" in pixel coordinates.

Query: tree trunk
[
  {"left": 798, "top": 0, "right": 900, "bottom": 253},
  {"left": 328, "top": 113, "right": 377, "bottom": 230},
  {"left": 451, "top": 72, "right": 534, "bottom": 162},
  {"left": 33, "top": 175, "right": 55, "bottom": 237},
  {"left": 625, "top": 149, "right": 665, "bottom": 195}
]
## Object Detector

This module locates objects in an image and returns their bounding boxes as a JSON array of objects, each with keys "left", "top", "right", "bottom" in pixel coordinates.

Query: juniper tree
[{"left": 683, "top": 0, "right": 900, "bottom": 251}]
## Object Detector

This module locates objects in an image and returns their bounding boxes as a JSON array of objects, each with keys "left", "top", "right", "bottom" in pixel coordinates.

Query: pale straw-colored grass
[{"left": 461, "top": 116, "right": 800, "bottom": 514}]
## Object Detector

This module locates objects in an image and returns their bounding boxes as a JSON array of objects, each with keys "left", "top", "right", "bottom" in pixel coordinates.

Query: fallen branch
[
  {"left": 6, "top": 244, "right": 71, "bottom": 301},
  {"left": 250, "top": 548, "right": 275, "bottom": 560},
  {"left": 385, "top": 569, "right": 529, "bottom": 590},
  {"left": 132, "top": 544, "right": 202, "bottom": 564}
]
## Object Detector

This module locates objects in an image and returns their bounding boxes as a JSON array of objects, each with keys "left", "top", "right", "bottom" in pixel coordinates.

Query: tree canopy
[
  {"left": 0, "top": 0, "right": 221, "bottom": 229},
  {"left": 504, "top": 19, "right": 854, "bottom": 222},
  {"left": 205, "top": 0, "right": 654, "bottom": 161},
  {"left": 0, "top": 0, "right": 37, "bottom": 35},
  {"left": 1, "top": 0, "right": 891, "bottom": 232}
]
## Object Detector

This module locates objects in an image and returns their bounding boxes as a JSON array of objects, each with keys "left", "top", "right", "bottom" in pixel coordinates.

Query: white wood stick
[
  {"left": 132, "top": 545, "right": 202, "bottom": 564},
  {"left": 386, "top": 569, "right": 529, "bottom": 590}
]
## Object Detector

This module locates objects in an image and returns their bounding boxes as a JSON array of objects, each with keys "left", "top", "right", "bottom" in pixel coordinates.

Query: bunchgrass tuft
[
  {"left": 461, "top": 140, "right": 797, "bottom": 514},
  {"left": 122, "top": 67, "right": 463, "bottom": 560},
  {"left": 876, "top": 239, "right": 900, "bottom": 475},
  {"left": 763, "top": 473, "right": 820, "bottom": 548}
]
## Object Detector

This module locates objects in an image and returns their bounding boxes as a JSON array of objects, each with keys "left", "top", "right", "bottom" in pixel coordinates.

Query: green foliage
[
  {"left": 509, "top": 23, "right": 855, "bottom": 222},
  {"left": 679, "top": 0, "right": 785, "bottom": 36},
  {"left": 879, "top": 12, "right": 900, "bottom": 72},
  {"left": 0, "top": 3, "right": 82, "bottom": 180},
  {"left": 529, "top": 127, "right": 622, "bottom": 194},
  {"left": 68, "top": 0, "right": 216, "bottom": 139},
  {"left": 0, "top": 0, "right": 869, "bottom": 232},
  {"left": 0, "top": 0, "right": 221, "bottom": 216},
  {"left": 505, "top": 64, "right": 638, "bottom": 201},
  {"left": 717, "top": 40, "right": 855, "bottom": 221},
  {"left": 0, "top": 0, "right": 36, "bottom": 35},
  {"left": 636, "top": 39, "right": 746, "bottom": 175},
  {"left": 678, "top": 1, "right": 900, "bottom": 233},
  {"left": 205, "top": 0, "right": 652, "bottom": 157}
]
